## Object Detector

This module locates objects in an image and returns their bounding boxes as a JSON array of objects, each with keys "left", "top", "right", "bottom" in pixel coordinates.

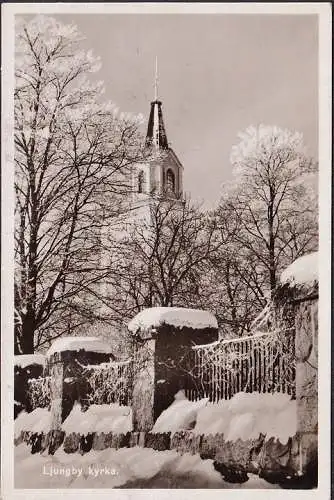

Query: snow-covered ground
[{"left": 15, "top": 443, "right": 279, "bottom": 489}]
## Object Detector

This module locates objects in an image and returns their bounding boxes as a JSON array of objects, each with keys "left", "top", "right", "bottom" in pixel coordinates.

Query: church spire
[
  {"left": 154, "top": 56, "right": 158, "bottom": 101},
  {"left": 145, "top": 58, "right": 168, "bottom": 150}
]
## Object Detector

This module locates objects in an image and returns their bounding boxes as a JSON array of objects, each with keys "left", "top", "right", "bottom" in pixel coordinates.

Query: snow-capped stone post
[
  {"left": 277, "top": 252, "right": 318, "bottom": 480},
  {"left": 46, "top": 337, "right": 115, "bottom": 430},
  {"left": 128, "top": 307, "right": 218, "bottom": 432}
]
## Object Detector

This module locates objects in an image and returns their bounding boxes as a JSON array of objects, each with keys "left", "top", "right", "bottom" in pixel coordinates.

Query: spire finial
[{"left": 154, "top": 56, "right": 158, "bottom": 101}]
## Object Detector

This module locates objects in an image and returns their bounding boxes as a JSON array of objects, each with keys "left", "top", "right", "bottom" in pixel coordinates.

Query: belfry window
[
  {"left": 138, "top": 171, "right": 145, "bottom": 193},
  {"left": 166, "top": 169, "right": 175, "bottom": 194}
]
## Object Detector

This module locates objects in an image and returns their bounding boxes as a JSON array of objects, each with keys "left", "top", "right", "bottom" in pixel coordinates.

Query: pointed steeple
[
  {"left": 145, "top": 58, "right": 169, "bottom": 150},
  {"left": 154, "top": 56, "right": 158, "bottom": 101}
]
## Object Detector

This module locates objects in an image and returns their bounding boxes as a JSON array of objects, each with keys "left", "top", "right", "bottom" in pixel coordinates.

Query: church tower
[
  {"left": 96, "top": 61, "right": 186, "bottom": 324},
  {"left": 131, "top": 58, "right": 184, "bottom": 217}
]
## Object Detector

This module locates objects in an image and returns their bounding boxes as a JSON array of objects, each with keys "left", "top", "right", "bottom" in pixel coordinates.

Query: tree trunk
[
  {"left": 268, "top": 189, "right": 277, "bottom": 296},
  {"left": 14, "top": 325, "right": 22, "bottom": 355},
  {"left": 21, "top": 311, "right": 35, "bottom": 354}
]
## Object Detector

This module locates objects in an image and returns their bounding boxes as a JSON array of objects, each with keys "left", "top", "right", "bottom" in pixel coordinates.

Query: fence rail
[{"left": 184, "top": 330, "right": 295, "bottom": 402}]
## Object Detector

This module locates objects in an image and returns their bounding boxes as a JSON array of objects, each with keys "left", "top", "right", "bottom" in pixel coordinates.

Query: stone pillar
[
  {"left": 129, "top": 312, "right": 218, "bottom": 431},
  {"left": 47, "top": 347, "right": 114, "bottom": 430},
  {"left": 132, "top": 338, "right": 156, "bottom": 432},
  {"left": 295, "top": 296, "right": 318, "bottom": 477},
  {"left": 49, "top": 353, "right": 64, "bottom": 430}
]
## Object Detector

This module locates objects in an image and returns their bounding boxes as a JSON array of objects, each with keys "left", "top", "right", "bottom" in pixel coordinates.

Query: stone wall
[
  {"left": 274, "top": 280, "right": 318, "bottom": 485},
  {"left": 294, "top": 296, "right": 318, "bottom": 480},
  {"left": 16, "top": 428, "right": 316, "bottom": 488}
]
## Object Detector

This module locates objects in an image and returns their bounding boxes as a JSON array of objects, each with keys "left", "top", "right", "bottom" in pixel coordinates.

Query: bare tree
[
  {"left": 14, "top": 16, "right": 142, "bottom": 353},
  {"left": 209, "top": 125, "right": 318, "bottom": 336},
  {"left": 100, "top": 197, "right": 222, "bottom": 327}
]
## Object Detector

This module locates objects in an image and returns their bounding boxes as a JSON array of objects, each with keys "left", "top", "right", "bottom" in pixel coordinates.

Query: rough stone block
[
  {"left": 129, "top": 432, "right": 140, "bottom": 447},
  {"left": 110, "top": 432, "right": 130, "bottom": 449},
  {"left": 145, "top": 432, "right": 171, "bottom": 451},
  {"left": 214, "top": 438, "right": 254, "bottom": 470},
  {"left": 79, "top": 433, "right": 95, "bottom": 454},
  {"left": 258, "top": 437, "right": 293, "bottom": 474},
  {"left": 121, "top": 432, "right": 131, "bottom": 448},
  {"left": 31, "top": 432, "right": 44, "bottom": 454},
  {"left": 213, "top": 461, "right": 249, "bottom": 484},
  {"left": 248, "top": 434, "right": 266, "bottom": 473},
  {"left": 92, "top": 432, "right": 107, "bottom": 451},
  {"left": 288, "top": 432, "right": 317, "bottom": 481},
  {"left": 63, "top": 432, "right": 80, "bottom": 453},
  {"left": 22, "top": 431, "right": 31, "bottom": 443},
  {"left": 104, "top": 432, "right": 114, "bottom": 448},
  {"left": 200, "top": 434, "right": 222, "bottom": 460},
  {"left": 48, "top": 430, "right": 65, "bottom": 455},
  {"left": 40, "top": 431, "right": 50, "bottom": 453},
  {"left": 170, "top": 431, "right": 201, "bottom": 455}
]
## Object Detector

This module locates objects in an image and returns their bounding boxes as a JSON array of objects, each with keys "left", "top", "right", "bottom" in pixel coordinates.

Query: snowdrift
[
  {"left": 15, "top": 408, "right": 51, "bottom": 438},
  {"left": 152, "top": 390, "right": 209, "bottom": 433},
  {"left": 155, "top": 390, "right": 297, "bottom": 444},
  {"left": 15, "top": 404, "right": 132, "bottom": 437},
  {"left": 62, "top": 403, "right": 132, "bottom": 434}
]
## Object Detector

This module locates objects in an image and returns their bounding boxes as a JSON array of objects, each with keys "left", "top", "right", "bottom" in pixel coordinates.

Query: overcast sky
[{"left": 58, "top": 14, "right": 318, "bottom": 206}]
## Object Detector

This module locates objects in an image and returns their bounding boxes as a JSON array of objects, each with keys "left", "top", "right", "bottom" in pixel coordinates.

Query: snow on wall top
[
  {"left": 280, "top": 252, "right": 318, "bottom": 287},
  {"left": 128, "top": 307, "right": 218, "bottom": 334},
  {"left": 46, "top": 336, "right": 113, "bottom": 357},
  {"left": 14, "top": 353, "right": 45, "bottom": 369},
  {"left": 152, "top": 390, "right": 296, "bottom": 444}
]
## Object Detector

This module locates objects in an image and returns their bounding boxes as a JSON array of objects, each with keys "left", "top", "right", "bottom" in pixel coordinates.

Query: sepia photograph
[{"left": 1, "top": 3, "right": 331, "bottom": 498}]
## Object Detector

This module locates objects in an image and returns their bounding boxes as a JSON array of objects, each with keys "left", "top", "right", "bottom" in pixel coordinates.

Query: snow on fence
[
  {"left": 84, "top": 360, "right": 133, "bottom": 406},
  {"left": 28, "top": 376, "right": 51, "bottom": 409},
  {"left": 184, "top": 329, "right": 295, "bottom": 402},
  {"left": 23, "top": 361, "right": 133, "bottom": 414}
]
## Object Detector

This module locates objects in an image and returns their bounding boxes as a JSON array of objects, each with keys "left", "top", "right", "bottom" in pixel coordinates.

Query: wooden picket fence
[{"left": 184, "top": 329, "right": 295, "bottom": 402}]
